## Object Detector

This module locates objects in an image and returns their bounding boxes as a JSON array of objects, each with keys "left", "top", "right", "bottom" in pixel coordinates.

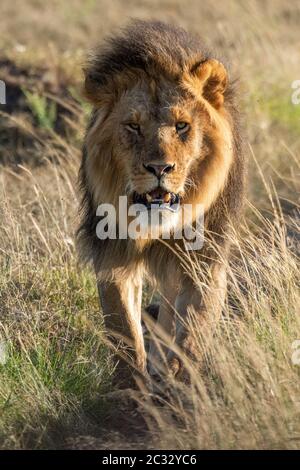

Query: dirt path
[{"left": 62, "top": 391, "right": 156, "bottom": 450}]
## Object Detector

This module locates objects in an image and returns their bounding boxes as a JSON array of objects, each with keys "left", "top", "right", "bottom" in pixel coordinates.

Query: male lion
[{"left": 77, "top": 20, "right": 245, "bottom": 387}]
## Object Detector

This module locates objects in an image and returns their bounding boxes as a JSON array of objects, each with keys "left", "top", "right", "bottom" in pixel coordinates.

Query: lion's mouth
[{"left": 132, "top": 188, "right": 181, "bottom": 211}]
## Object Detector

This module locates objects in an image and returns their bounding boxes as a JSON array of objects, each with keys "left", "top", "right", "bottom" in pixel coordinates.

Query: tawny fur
[{"left": 77, "top": 20, "right": 246, "bottom": 387}]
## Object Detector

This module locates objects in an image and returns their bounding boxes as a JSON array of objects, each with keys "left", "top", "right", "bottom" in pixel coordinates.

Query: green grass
[
  {"left": 258, "top": 87, "right": 300, "bottom": 134},
  {"left": 23, "top": 89, "right": 57, "bottom": 130},
  {"left": 0, "top": 260, "right": 112, "bottom": 448}
]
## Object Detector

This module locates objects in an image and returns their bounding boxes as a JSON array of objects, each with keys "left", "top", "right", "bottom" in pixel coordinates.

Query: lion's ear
[
  {"left": 84, "top": 72, "right": 97, "bottom": 102},
  {"left": 83, "top": 70, "right": 118, "bottom": 115},
  {"left": 83, "top": 71, "right": 103, "bottom": 104},
  {"left": 191, "top": 59, "right": 228, "bottom": 109}
]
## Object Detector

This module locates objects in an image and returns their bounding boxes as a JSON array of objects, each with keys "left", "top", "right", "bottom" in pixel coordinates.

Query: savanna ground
[{"left": 0, "top": 0, "right": 300, "bottom": 450}]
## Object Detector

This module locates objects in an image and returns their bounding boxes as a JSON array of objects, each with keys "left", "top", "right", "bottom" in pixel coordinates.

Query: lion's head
[{"left": 80, "top": 20, "right": 239, "bottom": 240}]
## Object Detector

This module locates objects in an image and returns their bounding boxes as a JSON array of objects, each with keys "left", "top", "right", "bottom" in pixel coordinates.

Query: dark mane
[{"left": 84, "top": 19, "right": 211, "bottom": 88}]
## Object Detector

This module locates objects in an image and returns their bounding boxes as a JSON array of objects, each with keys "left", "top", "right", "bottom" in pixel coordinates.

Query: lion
[{"left": 77, "top": 20, "right": 245, "bottom": 388}]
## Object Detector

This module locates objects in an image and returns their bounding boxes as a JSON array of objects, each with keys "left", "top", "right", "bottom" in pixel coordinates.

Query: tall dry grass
[
  {"left": 141, "top": 194, "right": 300, "bottom": 449},
  {"left": 0, "top": 112, "right": 299, "bottom": 448},
  {"left": 0, "top": 0, "right": 299, "bottom": 450}
]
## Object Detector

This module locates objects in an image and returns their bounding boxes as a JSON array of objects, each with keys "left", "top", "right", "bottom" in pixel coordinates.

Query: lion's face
[
  {"left": 84, "top": 55, "right": 234, "bottom": 234},
  {"left": 114, "top": 80, "right": 206, "bottom": 210}
]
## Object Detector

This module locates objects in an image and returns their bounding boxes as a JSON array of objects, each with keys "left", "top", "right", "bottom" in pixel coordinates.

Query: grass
[
  {"left": 254, "top": 86, "right": 300, "bottom": 135},
  {"left": 1, "top": 303, "right": 110, "bottom": 448},
  {"left": 0, "top": 0, "right": 300, "bottom": 450},
  {"left": 137, "top": 195, "right": 300, "bottom": 449},
  {"left": 23, "top": 90, "right": 57, "bottom": 130},
  {"left": 1, "top": 161, "right": 299, "bottom": 449},
  {"left": 0, "top": 166, "right": 113, "bottom": 448}
]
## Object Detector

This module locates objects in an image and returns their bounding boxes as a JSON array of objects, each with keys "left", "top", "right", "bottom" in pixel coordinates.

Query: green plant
[{"left": 23, "top": 89, "right": 57, "bottom": 130}]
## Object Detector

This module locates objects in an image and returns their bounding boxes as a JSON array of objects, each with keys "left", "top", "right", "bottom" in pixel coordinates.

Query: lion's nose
[{"left": 143, "top": 162, "right": 175, "bottom": 178}]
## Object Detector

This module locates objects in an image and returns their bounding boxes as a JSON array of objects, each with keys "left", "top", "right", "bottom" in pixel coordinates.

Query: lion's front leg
[
  {"left": 147, "top": 287, "right": 177, "bottom": 378},
  {"left": 167, "top": 263, "right": 227, "bottom": 380},
  {"left": 98, "top": 273, "right": 147, "bottom": 388}
]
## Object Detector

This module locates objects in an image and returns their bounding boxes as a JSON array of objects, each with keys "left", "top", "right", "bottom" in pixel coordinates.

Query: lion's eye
[
  {"left": 126, "top": 123, "right": 140, "bottom": 133},
  {"left": 175, "top": 122, "right": 190, "bottom": 135}
]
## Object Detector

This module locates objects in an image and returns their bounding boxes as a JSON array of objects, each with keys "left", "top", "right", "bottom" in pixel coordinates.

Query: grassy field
[{"left": 0, "top": 0, "right": 300, "bottom": 449}]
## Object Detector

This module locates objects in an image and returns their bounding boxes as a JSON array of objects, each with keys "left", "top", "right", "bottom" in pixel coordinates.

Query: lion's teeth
[{"left": 145, "top": 193, "right": 152, "bottom": 202}]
